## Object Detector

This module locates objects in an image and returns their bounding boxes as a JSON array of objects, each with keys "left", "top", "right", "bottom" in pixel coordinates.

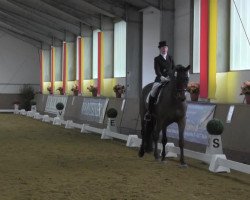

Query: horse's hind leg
[
  {"left": 178, "top": 119, "right": 187, "bottom": 167},
  {"left": 153, "top": 121, "right": 161, "bottom": 160},
  {"left": 138, "top": 129, "right": 145, "bottom": 157},
  {"left": 161, "top": 128, "right": 168, "bottom": 161}
]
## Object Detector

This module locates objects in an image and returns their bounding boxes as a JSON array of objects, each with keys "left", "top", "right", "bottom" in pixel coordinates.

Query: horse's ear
[{"left": 186, "top": 65, "right": 191, "bottom": 70}]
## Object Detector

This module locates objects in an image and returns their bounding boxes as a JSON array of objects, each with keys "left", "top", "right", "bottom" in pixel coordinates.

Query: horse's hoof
[
  {"left": 138, "top": 150, "right": 145, "bottom": 158},
  {"left": 161, "top": 160, "right": 167, "bottom": 164},
  {"left": 179, "top": 163, "right": 188, "bottom": 168},
  {"left": 154, "top": 154, "right": 160, "bottom": 160}
]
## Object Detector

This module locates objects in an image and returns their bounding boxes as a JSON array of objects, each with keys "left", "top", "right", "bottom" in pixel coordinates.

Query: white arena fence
[{"left": 11, "top": 110, "right": 250, "bottom": 175}]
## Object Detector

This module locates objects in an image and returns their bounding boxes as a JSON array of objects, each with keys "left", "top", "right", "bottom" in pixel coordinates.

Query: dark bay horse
[{"left": 139, "top": 65, "right": 190, "bottom": 166}]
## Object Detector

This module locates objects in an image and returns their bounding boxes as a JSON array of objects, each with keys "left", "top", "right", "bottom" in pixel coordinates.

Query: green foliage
[
  {"left": 30, "top": 99, "right": 36, "bottom": 106},
  {"left": 19, "top": 85, "right": 35, "bottom": 111},
  {"left": 106, "top": 108, "right": 118, "bottom": 118},
  {"left": 206, "top": 119, "right": 224, "bottom": 135},
  {"left": 56, "top": 102, "right": 64, "bottom": 111}
]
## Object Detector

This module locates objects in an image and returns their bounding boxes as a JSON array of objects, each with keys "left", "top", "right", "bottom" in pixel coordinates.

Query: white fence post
[
  {"left": 205, "top": 135, "right": 223, "bottom": 155},
  {"left": 209, "top": 154, "right": 230, "bottom": 173},
  {"left": 42, "top": 115, "right": 50, "bottom": 122},
  {"left": 53, "top": 117, "right": 61, "bottom": 125},
  {"left": 107, "top": 118, "right": 117, "bottom": 132},
  {"left": 65, "top": 120, "right": 74, "bottom": 129},
  {"left": 126, "top": 135, "right": 140, "bottom": 147},
  {"left": 101, "top": 129, "right": 113, "bottom": 140}
]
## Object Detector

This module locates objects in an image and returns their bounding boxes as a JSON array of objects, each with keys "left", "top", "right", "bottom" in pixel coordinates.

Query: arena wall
[{"left": 33, "top": 94, "right": 250, "bottom": 164}]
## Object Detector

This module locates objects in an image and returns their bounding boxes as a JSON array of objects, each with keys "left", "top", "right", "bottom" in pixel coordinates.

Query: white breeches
[{"left": 150, "top": 82, "right": 162, "bottom": 97}]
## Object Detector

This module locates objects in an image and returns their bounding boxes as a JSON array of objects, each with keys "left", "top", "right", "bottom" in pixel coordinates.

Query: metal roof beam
[
  {"left": 0, "top": 11, "right": 65, "bottom": 41},
  {"left": 6, "top": 0, "right": 80, "bottom": 35},
  {"left": 0, "top": 20, "right": 52, "bottom": 45},
  {"left": 75, "top": 0, "right": 116, "bottom": 18},
  {"left": 0, "top": 26, "right": 41, "bottom": 48},
  {"left": 8, "top": 0, "right": 97, "bottom": 29},
  {"left": 42, "top": 0, "right": 101, "bottom": 29}
]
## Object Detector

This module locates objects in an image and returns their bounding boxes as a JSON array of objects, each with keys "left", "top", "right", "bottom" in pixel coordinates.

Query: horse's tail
[
  {"left": 140, "top": 83, "right": 154, "bottom": 153},
  {"left": 140, "top": 83, "right": 153, "bottom": 121}
]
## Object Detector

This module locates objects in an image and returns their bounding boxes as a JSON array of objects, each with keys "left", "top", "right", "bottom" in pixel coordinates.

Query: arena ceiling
[{"left": 0, "top": 0, "right": 174, "bottom": 48}]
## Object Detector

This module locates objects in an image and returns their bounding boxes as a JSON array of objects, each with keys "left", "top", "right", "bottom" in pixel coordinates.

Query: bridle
[{"left": 173, "top": 70, "right": 189, "bottom": 101}]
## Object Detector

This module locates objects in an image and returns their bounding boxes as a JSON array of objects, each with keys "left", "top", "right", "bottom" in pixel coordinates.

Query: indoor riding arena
[{"left": 0, "top": 0, "right": 249, "bottom": 200}]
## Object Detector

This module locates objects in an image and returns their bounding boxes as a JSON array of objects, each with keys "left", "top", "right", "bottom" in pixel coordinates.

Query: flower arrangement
[
  {"left": 187, "top": 82, "right": 200, "bottom": 94},
  {"left": 113, "top": 84, "right": 125, "bottom": 95},
  {"left": 47, "top": 85, "right": 52, "bottom": 93},
  {"left": 87, "top": 85, "right": 98, "bottom": 97},
  {"left": 30, "top": 99, "right": 36, "bottom": 106},
  {"left": 87, "top": 85, "right": 98, "bottom": 93},
  {"left": 57, "top": 86, "right": 64, "bottom": 94},
  {"left": 240, "top": 81, "right": 250, "bottom": 95},
  {"left": 71, "top": 84, "right": 79, "bottom": 93}
]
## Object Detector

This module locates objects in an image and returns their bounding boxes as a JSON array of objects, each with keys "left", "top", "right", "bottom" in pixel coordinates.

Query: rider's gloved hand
[{"left": 160, "top": 76, "right": 170, "bottom": 83}]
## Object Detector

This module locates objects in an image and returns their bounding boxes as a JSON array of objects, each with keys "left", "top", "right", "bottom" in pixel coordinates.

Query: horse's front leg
[
  {"left": 178, "top": 117, "right": 187, "bottom": 167},
  {"left": 161, "top": 127, "right": 168, "bottom": 161}
]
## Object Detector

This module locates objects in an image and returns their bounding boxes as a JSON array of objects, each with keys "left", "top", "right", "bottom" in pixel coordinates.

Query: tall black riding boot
[{"left": 144, "top": 95, "right": 156, "bottom": 121}]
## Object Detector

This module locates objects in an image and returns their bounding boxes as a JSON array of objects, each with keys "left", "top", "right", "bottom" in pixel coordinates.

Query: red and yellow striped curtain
[
  {"left": 62, "top": 42, "right": 67, "bottom": 94},
  {"left": 50, "top": 46, "right": 55, "bottom": 94},
  {"left": 39, "top": 50, "right": 43, "bottom": 93},
  {"left": 77, "top": 37, "right": 84, "bottom": 94},
  {"left": 98, "top": 32, "right": 104, "bottom": 95},
  {"left": 199, "top": 0, "right": 217, "bottom": 99}
]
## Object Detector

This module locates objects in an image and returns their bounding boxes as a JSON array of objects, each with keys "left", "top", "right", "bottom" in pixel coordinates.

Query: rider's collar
[{"left": 161, "top": 53, "right": 167, "bottom": 60}]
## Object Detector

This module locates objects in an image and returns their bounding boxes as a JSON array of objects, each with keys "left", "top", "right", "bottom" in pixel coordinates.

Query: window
[
  {"left": 230, "top": 0, "right": 250, "bottom": 70},
  {"left": 114, "top": 20, "right": 126, "bottom": 77},
  {"left": 193, "top": 0, "right": 201, "bottom": 73},
  {"left": 92, "top": 29, "right": 100, "bottom": 79}
]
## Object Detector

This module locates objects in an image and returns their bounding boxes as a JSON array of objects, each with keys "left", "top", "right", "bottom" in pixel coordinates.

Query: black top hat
[{"left": 158, "top": 41, "right": 168, "bottom": 48}]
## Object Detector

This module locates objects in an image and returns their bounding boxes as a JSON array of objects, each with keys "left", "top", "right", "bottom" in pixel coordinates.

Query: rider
[{"left": 144, "top": 41, "right": 175, "bottom": 121}]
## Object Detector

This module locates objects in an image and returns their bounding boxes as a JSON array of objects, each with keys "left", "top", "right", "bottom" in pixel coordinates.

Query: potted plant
[
  {"left": 87, "top": 85, "right": 98, "bottom": 97},
  {"left": 57, "top": 86, "right": 64, "bottom": 95},
  {"left": 206, "top": 118, "right": 224, "bottom": 135},
  {"left": 56, "top": 102, "right": 64, "bottom": 117},
  {"left": 19, "top": 85, "right": 35, "bottom": 111},
  {"left": 30, "top": 99, "right": 37, "bottom": 112},
  {"left": 187, "top": 82, "right": 200, "bottom": 101},
  {"left": 106, "top": 108, "right": 118, "bottom": 132},
  {"left": 113, "top": 84, "right": 125, "bottom": 98},
  {"left": 205, "top": 118, "right": 224, "bottom": 155},
  {"left": 71, "top": 84, "right": 79, "bottom": 96},
  {"left": 107, "top": 108, "right": 118, "bottom": 118},
  {"left": 47, "top": 85, "right": 52, "bottom": 94},
  {"left": 240, "top": 81, "right": 250, "bottom": 104}
]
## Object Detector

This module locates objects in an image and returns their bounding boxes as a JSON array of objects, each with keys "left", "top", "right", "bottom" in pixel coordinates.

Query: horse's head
[{"left": 172, "top": 65, "right": 190, "bottom": 101}]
